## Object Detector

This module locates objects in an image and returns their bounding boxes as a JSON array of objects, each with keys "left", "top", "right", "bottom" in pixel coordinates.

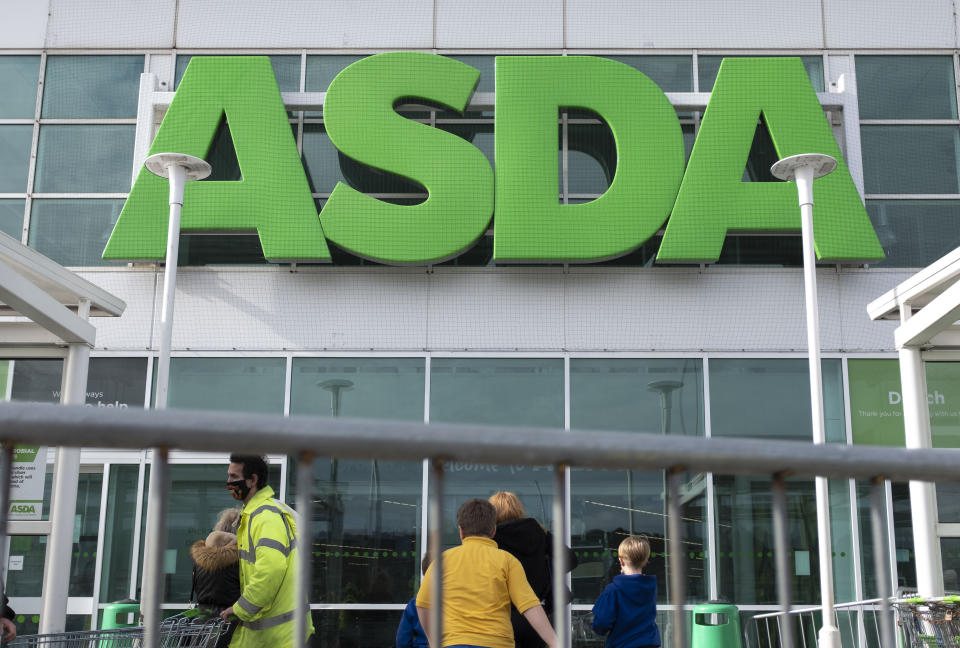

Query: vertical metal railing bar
[
  {"left": 294, "top": 452, "right": 314, "bottom": 648},
  {"left": 869, "top": 477, "right": 895, "bottom": 648},
  {"left": 844, "top": 609, "right": 855, "bottom": 646},
  {"left": 765, "top": 616, "right": 773, "bottom": 648},
  {"left": 142, "top": 447, "right": 169, "bottom": 648},
  {"left": 798, "top": 612, "right": 807, "bottom": 647},
  {"left": 772, "top": 474, "right": 795, "bottom": 648},
  {"left": 754, "top": 619, "right": 762, "bottom": 648},
  {"left": 552, "top": 464, "right": 569, "bottom": 648},
  {"left": 776, "top": 617, "right": 784, "bottom": 648},
  {"left": 428, "top": 458, "right": 445, "bottom": 648},
  {"left": 0, "top": 443, "right": 12, "bottom": 618},
  {"left": 667, "top": 468, "right": 687, "bottom": 648},
  {"left": 870, "top": 604, "right": 881, "bottom": 647}
]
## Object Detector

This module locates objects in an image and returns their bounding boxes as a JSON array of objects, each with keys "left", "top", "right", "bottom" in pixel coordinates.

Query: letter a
[
  {"left": 658, "top": 58, "right": 883, "bottom": 263},
  {"left": 103, "top": 57, "right": 328, "bottom": 262}
]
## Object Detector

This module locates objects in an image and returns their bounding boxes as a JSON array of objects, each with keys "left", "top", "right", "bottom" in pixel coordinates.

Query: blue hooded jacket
[
  {"left": 396, "top": 598, "right": 429, "bottom": 648},
  {"left": 591, "top": 573, "right": 660, "bottom": 648}
]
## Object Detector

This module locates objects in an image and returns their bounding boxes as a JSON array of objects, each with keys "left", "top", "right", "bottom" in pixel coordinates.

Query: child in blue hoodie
[
  {"left": 591, "top": 535, "right": 661, "bottom": 648},
  {"left": 396, "top": 553, "right": 431, "bottom": 648}
]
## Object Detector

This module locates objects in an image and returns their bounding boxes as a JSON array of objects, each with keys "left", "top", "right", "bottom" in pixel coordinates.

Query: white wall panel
[
  {"left": 427, "top": 269, "right": 566, "bottom": 350},
  {"left": 80, "top": 267, "right": 905, "bottom": 354},
  {"left": 436, "top": 0, "right": 562, "bottom": 49},
  {"left": 823, "top": 0, "right": 956, "bottom": 48},
  {"left": 566, "top": 0, "right": 823, "bottom": 49},
  {"left": 75, "top": 270, "right": 156, "bottom": 351},
  {"left": 176, "top": 0, "right": 433, "bottom": 49},
  {"left": 0, "top": 1, "right": 50, "bottom": 49},
  {"left": 46, "top": 0, "right": 176, "bottom": 48},
  {"left": 837, "top": 269, "right": 906, "bottom": 352},
  {"left": 149, "top": 269, "right": 429, "bottom": 351}
]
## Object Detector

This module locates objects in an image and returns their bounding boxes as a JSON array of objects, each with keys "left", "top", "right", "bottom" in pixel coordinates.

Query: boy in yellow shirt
[{"left": 416, "top": 499, "right": 557, "bottom": 648}]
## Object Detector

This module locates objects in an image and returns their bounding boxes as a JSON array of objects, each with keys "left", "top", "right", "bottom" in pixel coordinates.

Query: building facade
[{"left": 2, "top": 1, "right": 960, "bottom": 645}]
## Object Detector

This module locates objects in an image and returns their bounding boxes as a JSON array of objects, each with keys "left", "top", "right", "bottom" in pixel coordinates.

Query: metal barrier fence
[
  {"left": 2, "top": 400, "right": 959, "bottom": 648},
  {"left": 748, "top": 598, "right": 888, "bottom": 647}
]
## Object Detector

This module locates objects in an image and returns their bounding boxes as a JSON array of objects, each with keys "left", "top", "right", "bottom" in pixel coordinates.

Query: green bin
[
  {"left": 691, "top": 602, "right": 742, "bottom": 648},
  {"left": 101, "top": 601, "right": 140, "bottom": 630}
]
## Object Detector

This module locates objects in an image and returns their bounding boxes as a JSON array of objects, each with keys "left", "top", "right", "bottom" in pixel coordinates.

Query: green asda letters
[{"left": 103, "top": 54, "right": 884, "bottom": 265}]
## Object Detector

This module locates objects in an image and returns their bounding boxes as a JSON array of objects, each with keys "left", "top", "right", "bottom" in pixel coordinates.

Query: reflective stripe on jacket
[{"left": 230, "top": 485, "right": 314, "bottom": 648}]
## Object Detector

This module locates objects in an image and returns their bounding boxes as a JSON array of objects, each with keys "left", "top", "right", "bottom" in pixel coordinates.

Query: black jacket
[
  {"left": 494, "top": 517, "right": 578, "bottom": 603},
  {"left": 189, "top": 538, "right": 241, "bottom": 609}
]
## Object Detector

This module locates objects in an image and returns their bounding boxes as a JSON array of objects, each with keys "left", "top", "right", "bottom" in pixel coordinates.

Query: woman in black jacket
[
  {"left": 489, "top": 491, "right": 578, "bottom": 648},
  {"left": 190, "top": 508, "right": 241, "bottom": 648}
]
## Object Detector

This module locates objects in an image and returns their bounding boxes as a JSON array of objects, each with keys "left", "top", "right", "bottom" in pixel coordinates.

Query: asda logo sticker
[
  {"left": 10, "top": 503, "right": 37, "bottom": 515},
  {"left": 103, "top": 54, "right": 883, "bottom": 265}
]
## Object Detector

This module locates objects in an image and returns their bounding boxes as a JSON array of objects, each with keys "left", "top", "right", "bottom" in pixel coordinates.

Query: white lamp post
[
  {"left": 140, "top": 152, "right": 210, "bottom": 648},
  {"left": 144, "top": 153, "right": 212, "bottom": 410},
  {"left": 770, "top": 153, "right": 841, "bottom": 648}
]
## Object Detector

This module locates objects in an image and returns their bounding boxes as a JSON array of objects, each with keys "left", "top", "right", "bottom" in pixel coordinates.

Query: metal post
[
  {"left": 552, "top": 464, "right": 569, "bottom": 648},
  {"left": 667, "top": 468, "right": 687, "bottom": 648},
  {"left": 898, "top": 343, "right": 944, "bottom": 596},
  {"left": 142, "top": 448, "right": 169, "bottom": 648},
  {"left": 771, "top": 153, "right": 841, "bottom": 648},
  {"left": 295, "top": 453, "right": 314, "bottom": 648},
  {"left": 40, "top": 309, "right": 91, "bottom": 634},
  {"left": 144, "top": 153, "right": 211, "bottom": 410},
  {"left": 870, "top": 477, "right": 895, "bottom": 648},
  {"left": 428, "top": 458, "right": 445, "bottom": 648},
  {"left": 771, "top": 474, "right": 794, "bottom": 648}
]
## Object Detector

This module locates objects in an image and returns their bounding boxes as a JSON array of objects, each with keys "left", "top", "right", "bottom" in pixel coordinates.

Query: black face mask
[{"left": 227, "top": 478, "right": 251, "bottom": 500}]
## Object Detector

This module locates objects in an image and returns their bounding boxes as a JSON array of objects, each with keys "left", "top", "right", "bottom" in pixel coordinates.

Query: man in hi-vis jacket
[{"left": 220, "top": 455, "right": 314, "bottom": 647}]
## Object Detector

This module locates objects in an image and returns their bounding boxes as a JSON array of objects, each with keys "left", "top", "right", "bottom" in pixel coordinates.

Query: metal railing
[
  {"left": 2, "top": 401, "right": 959, "bottom": 647},
  {"left": 748, "top": 599, "right": 888, "bottom": 647}
]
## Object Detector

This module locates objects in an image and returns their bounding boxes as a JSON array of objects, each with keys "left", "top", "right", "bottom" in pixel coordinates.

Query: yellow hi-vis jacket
[{"left": 230, "top": 486, "right": 314, "bottom": 648}]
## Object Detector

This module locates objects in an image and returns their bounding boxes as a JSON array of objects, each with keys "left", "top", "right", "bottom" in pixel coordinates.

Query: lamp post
[
  {"left": 770, "top": 153, "right": 841, "bottom": 648},
  {"left": 140, "top": 152, "right": 210, "bottom": 648},
  {"left": 145, "top": 153, "right": 212, "bottom": 410}
]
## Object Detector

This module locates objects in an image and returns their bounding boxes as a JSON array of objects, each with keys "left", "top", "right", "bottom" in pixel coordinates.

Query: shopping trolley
[
  {"left": 4, "top": 611, "right": 231, "bottom": 647},
  {"left": 894, "top": 596, "right": 960, "bottom": 648}
]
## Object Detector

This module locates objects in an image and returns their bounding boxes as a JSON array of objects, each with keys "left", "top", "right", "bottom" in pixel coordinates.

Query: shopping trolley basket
[
  {"left": 4, "top": 611, "right": 231, "bottom": 648},
  {"left": 894, "top": 596, "right": 960, "bottom": 648}
]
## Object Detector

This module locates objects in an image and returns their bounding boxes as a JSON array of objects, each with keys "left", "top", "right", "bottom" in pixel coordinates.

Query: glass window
[
  {"left": 0, "top": 125, "right": 33, "bottom": 193},
  {"left": 29, "top": 199, "right": 125, "bottom": 267},
  {"left": 302, "top": 125, "right": 345, "bottom": 194},
  {"left": 41, "top": 56, "right": 144, "bottom": 119},
  {"left": 306, "top": 55, "right": 366, "bottom": 93},
  {"left": 175, "top": 55, "right": 301, "bottom": 92},
  {"left": 709, "top": 358, "right": 845, "bottom": 442},
  {"left": 865, "top": 200, "right": 960, "bottom": 268},
  {"left": 437, "top": 122, "right": 495, "bottom": 168},
  {"left": 714, "top": 476, "right": 823, "bottom": 604},
  {"left": 313, "top": 610, "right": 407, "bottom": 648},
  {"left": 861, "top": 126, "right": 960, "bottom": 195},
  {"left": 100, "top": 464, "right": 141, "bottom": 602},
  {"left": 34, "top": 125, "right": 135, "bottom": 193},
  {"left": 942, "top": 538, "right": 960, "bottom": 593},
  {"left": 569, "top": 359, "right": 706, "bottom": 603},
  {"left": 6, "top": 472, "right": 102, "bottom": 599},
  {"left": 567, "top": 120, "right": 616, "bottom": 195},
  {"left": 290, "top": 357, "right": 424, "bottom": 420},
  {"left": 699, "top": 56, "right": 825, "bottom": 92},
  {"left": 9, "top": 357, "right": 146, "bottom": 406},
  {"left": 161, "top": 357, "right": 285, "bottom": 414},
  {"left": 288, "top": 359, "right": 424, "bottom": 608},
  {"left": 0, "top": 55, "right": 41, "bottom": 118},
  {"left": 446, "top": 56, "right": 496, "bottom": 93},
  {"left": 606, "top": 56, "right": 694, "bottom": 92},
  {"left": 857, "top": 56, "right": 958, "bottom": 120},
  {"left": 429, "top": 358, "right": 564, "bottom": 547},
  {"left": 0, "top": 200, "right": 24, "bottom": 240}
]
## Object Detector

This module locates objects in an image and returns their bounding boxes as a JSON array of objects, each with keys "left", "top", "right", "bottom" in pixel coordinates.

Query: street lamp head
[
  {"left": 770, "top": 153, "right": 837, "bottom": 182},
  {"left": 144, "top": 153, "right": 212, "bottom": 181}
]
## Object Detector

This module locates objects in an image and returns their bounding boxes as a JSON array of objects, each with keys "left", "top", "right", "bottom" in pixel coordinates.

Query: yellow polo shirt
[{"left": 416, "top": 536, "right": 542, "bottom": 648}]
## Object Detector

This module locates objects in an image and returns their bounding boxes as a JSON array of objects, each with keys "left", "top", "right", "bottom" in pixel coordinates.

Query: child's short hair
[
  {"left": 618, "top": 535, "right": 651, "bottom": 568},
  {"left": 457, "top": 498, "right": 497, "bottom": 537}
]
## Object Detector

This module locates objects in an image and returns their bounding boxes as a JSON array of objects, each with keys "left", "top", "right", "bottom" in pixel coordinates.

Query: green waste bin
[
  {"left": 691, "top": 602, "right": 742, "bottom": 648},
  {"left": 101, "top": 601, "right": 140, "bottom": 630}
]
